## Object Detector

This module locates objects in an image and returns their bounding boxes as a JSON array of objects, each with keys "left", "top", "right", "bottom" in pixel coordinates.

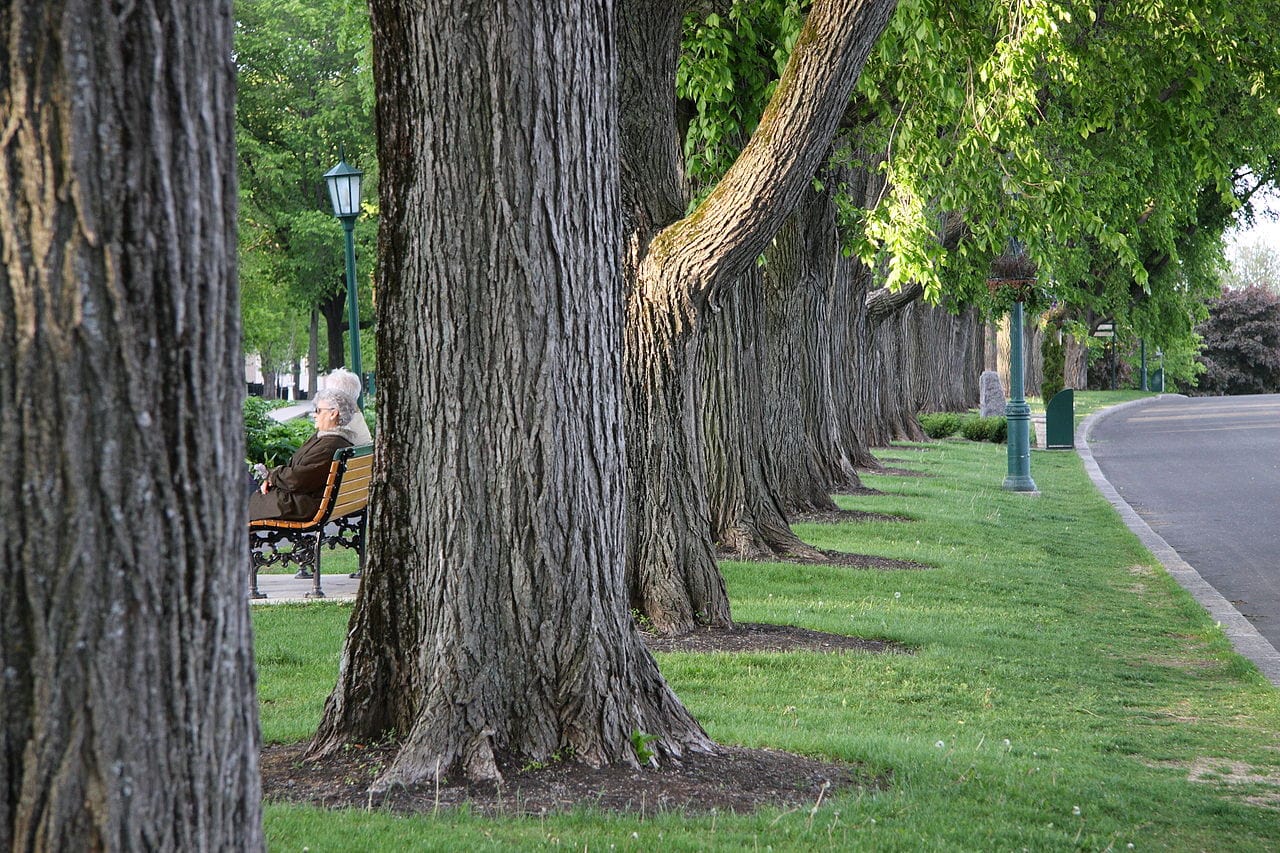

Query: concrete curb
[{"left": 1077, "top": 396, "right": 1280, "bottom": 687}]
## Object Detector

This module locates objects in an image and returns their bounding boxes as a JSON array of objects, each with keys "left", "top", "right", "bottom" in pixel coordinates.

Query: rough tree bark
[
  {"left": 907, "top": 300, "right": 984, "bottom": 414},
  {"left": 830, "top": 237, "right": 885, "bottom": 471},
  {"left": 622, "top": 0, "right": 897, "bottom": 633},
  {"left": 703, "top": 267, "right": 820, "bottom": 560},
  {"left": 761, "top": 181, "right": 862, "bottom": 514},
  {"left": 0, "top": 1, "right": 262, "bottom": 849},
  {"left": 309, "top": 0, "right": 711, "bottom": 787},
  {"left": 1064, "top": 332, "right": 1089, "bottom": 388}
]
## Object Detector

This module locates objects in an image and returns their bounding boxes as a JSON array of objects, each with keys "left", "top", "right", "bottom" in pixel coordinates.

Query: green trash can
[{"left": 1045, "top": 389, "right": 1074, "bottom": 449}]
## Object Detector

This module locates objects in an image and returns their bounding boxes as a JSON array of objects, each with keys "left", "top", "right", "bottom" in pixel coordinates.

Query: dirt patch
[
  {"left": 872, "top": 466, "right": 932, "bottom": 477},
  {"left": 641, "top": 621, "right": 910, "bottom": 655},
  {"left": 768, "top": 545, "right": 931, "bottom": 571},
  {"left": 1184, "top": 758, "right": 1280, "bottom": 809},
  {"left": 261, "top": 741, "right": 884, "bottom": 817},
  {"left": 831, "top": 484, "right": 885, "bottom": 496},
  {"left": 788, "top": 508, "right": 911, "bottom": 525},
  {"left": 715, "top": 547, "right": 928, "bottom": 571}
]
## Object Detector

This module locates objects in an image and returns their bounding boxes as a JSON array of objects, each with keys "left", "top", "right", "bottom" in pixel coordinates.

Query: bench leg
[
  {"left": 305, "top": 531, "right": 325, "bottom": 599},
  {"left": 349, "top": 512, "right": 366, "bottom": 579},
  {"left": 248, "top": 549, "right": 267, "bottom": 600}
]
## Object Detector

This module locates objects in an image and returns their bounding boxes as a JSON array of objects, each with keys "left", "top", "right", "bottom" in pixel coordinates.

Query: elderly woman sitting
[{"left": 249, "top": 387, "right": 357, "bottom": 521}]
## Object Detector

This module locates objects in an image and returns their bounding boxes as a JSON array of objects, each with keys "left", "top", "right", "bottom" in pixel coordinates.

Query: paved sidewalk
[
  {"left": 1078, "top": 397, "right": 1280, "bottom": 687},
  {"left": 250, "top": 571, "right": 360, "bottom": 604}
]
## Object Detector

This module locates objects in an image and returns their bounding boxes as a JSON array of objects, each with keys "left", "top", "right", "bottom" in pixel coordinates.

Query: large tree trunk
[
  {"left": 0, "top": 2, "right": 262, "bottom": 849},
  {"left": 619, "top": 1, "right": 730, "bottom": 632},
  {"left": 311, "top": 0, "right": 711, "bottom": 787},
  {"left": 762, "top": 214, "right": 839, "bottom": 513},
  {"left": 831, "top": 244, "right": 884, "bottom": 470},
  {"left": 703, "top": 267, "right": 819, "bottom": 560},
  {"left": 907, "top": 300, "right": 984, "bottom": 414},
  {"left": 761, "top": 181, "right": 862, "bottom": 513},
  {"left": 622, "top": 0, "right": 896, "bottom": 632}
]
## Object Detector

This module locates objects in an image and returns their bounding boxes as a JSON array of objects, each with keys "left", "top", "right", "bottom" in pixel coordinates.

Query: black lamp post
[{"left": 324, "top": 151, "right": 364, "bottom": 408}]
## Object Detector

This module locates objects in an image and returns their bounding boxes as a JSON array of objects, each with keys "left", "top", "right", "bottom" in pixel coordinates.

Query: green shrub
[
  {"left": 244, "top": 397, "right": 314, "bottom": 466},
  {"left": 961, "top": 415, "right": 1007, "bottom": 443},
  {"left": 959, "top": 416, "right": 988, "bottom": 441},
  {"left": 918, "top": 412, "right": 964, "bottom": 439},
  {"left": 1041, "top": 333, "right": 1065, "bottom": 406}
]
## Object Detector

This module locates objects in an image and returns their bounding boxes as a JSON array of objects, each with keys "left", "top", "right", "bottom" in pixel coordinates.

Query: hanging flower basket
[
  {"left": 989, "top": 251, "right": 1039, "bottom": 283},
  {"left": 986, "top": 277, "right": 1036, "bottom": 299}
]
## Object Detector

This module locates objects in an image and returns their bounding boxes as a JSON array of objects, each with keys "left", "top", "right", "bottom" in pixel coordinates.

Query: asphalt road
[{"left": 1087, "top": 394, "right": 1280, "bottom": 650}]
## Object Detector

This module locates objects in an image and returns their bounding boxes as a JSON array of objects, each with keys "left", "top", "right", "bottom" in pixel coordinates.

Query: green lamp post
[
  {"left": 990, "top": 239, "right": 1038, "bottom": 494},
  {"left": 324, "top": 151, "right": 364, "bottom": 408}
]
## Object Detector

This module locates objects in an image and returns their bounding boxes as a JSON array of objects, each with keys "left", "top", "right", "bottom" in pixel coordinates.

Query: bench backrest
[
  {"left": 328, "top": 445, "right": 373, "bottom": 520},
  {"left": 250, "top": 444, "right": 372, "bottom": 531}
]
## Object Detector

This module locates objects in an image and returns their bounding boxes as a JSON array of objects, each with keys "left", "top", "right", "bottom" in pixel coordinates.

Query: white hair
[
  {"left": 324, "top": 369, "right": 363, "bottom": 403},
  {"left": 313, "top": 387, "right": 357, "bottom": 425}
]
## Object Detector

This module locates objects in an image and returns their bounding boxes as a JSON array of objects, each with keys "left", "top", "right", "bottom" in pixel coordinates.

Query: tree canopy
[{"left": 235, "top": 0, "right": 378, "bottom": 373}]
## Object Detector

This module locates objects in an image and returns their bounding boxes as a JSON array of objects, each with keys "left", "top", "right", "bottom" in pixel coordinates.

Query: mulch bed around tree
[
  {"left": 260, "top": 622, "right": 901, "bottom": 817},
  {"left": 865, "top": 462, "right": 932, "bottom": 477},
  {"left": 757, "top": 545, "right": 931, "bottom": 571},
  {"left": 261, "top": 741, "right": 887, "bottom": 817},
  {"left": 640, "top": 621, "right": 909, "bottom": 655},
  {"left": 721, "top": 547, "right": 930, "bottom": 571},
  {"left": 787, "top": 507, "right": 912, "bottom": 525}
]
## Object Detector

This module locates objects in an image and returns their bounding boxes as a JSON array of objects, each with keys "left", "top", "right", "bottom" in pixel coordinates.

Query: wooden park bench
[{"left": 248, "top": 444, "right": 372, "bottom": 599}]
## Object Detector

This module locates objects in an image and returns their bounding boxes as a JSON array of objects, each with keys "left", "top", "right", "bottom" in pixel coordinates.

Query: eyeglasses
[{"left": 311, "top": 407, "right": 338, "bottom": 417}]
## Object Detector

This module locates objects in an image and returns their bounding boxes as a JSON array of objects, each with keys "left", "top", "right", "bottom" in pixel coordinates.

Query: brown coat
[{"left": 248, "top": 432, "right": 352, "bottom": 521}]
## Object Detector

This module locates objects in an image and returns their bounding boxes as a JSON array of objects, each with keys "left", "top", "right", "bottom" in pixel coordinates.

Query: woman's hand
[{"left": 260, "top": 480, "right": 270, "bottom": 494}]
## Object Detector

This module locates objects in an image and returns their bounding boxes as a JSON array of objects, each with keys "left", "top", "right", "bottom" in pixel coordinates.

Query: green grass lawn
[{"left": 255, "top": 415, "right": 1280, "bottom": 851}]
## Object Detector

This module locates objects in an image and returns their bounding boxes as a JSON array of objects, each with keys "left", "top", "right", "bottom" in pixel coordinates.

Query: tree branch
[
  {"left": 644, "top": 0, "right": 898, "bottom": 302},
  {"left": 865, "top": 280, "right": 925, "bottom": 321}
]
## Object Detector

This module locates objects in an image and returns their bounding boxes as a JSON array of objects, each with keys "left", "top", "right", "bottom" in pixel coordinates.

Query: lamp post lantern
[{"left": 324, "top": 152, "right": 364, "bottom": 408}]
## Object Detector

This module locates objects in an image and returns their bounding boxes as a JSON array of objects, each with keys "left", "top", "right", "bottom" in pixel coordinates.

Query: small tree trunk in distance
[
  {"left": 761, "top": 203, "right": 850, "bottom": 514},
  {"left": 319, "top": 284, "right": 347, "bottom": 370},
  {"left": 1064, "top": 332, "right": 1089, "bottom": 388},
  {"left": 792, "top": 178, "right": 864, "bottom": 495},
  {"left": 308, "top": 307, "right": 320, "bottom": 397},
  {"left": 828, "top": 149, "right": 888, "bottom": 469},
  {"left": 830, "top": 245, "right": 884, "bottom": 471},
  {"left": 261, "top": 353, "right": 279, "bottom": 400},
  {"left": 311, "top": 0, "right": 711, "bottom": 786},
  {"left": 0, "top": 2, "right": 262, "bottom": 848},
  {"left": 985, "top": 320, "right": 1000, "bottom": 371}
]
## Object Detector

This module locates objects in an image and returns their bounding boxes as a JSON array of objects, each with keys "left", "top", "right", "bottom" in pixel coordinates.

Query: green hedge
[
  {"left": 960, "top": 415, "right": 1007, "bottom": 443},
  {"left": 918, "top": 412, "right": 965, "bottom": 438},
  {"left": 918, "top": 411, "right": 1008, "bottom": 444}
]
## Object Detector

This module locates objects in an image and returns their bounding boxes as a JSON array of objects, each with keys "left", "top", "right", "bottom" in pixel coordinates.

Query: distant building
[{"left": 245, "top": 353, "right": 316, "bottom": 400}]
